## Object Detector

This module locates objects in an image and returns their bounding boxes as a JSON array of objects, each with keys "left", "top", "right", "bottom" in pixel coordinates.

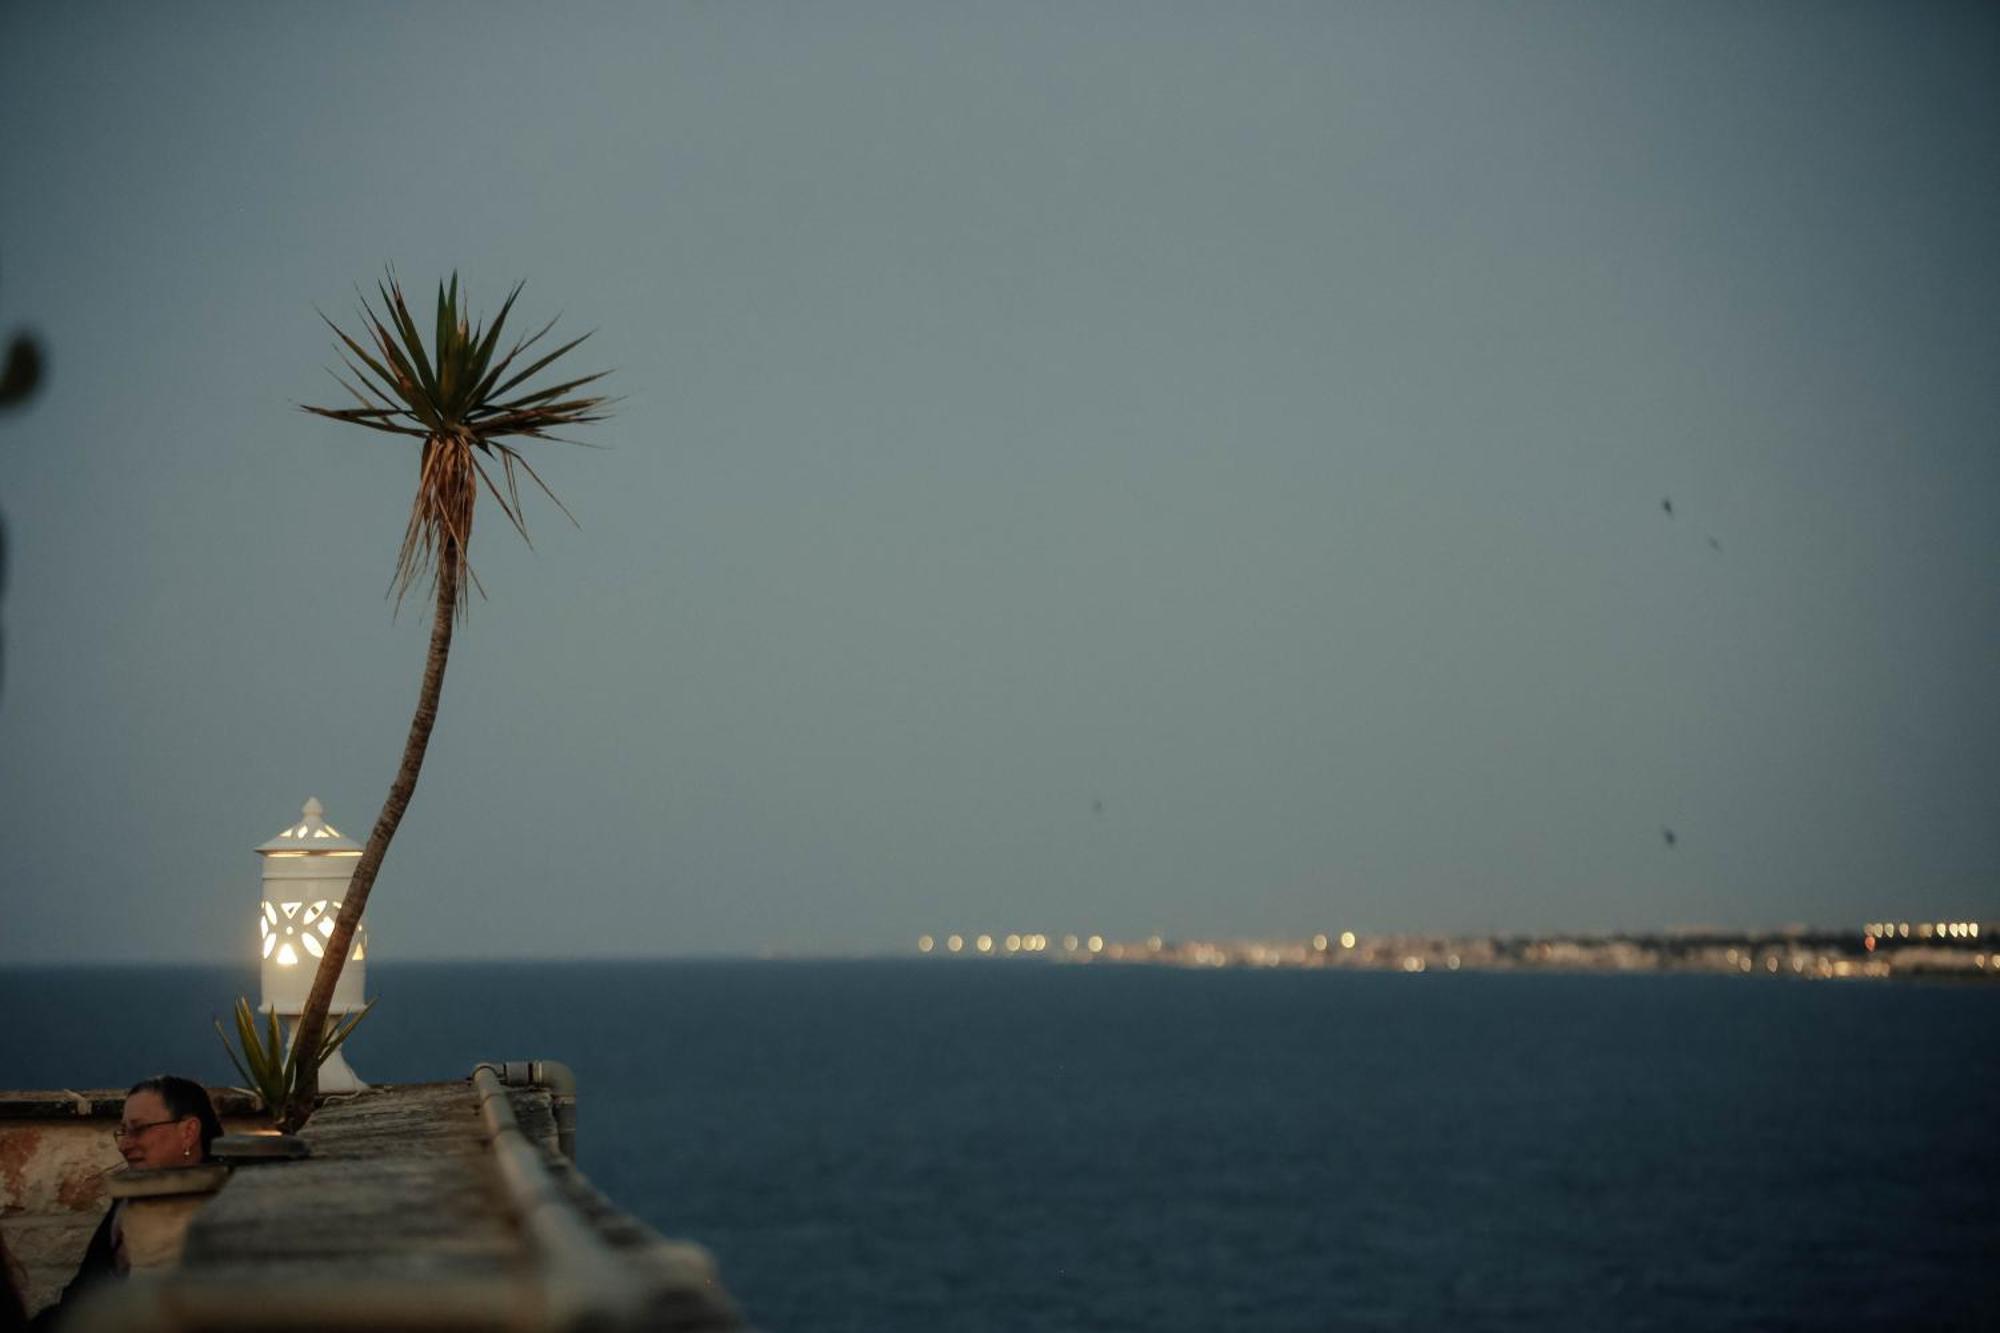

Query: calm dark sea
[{"left": 4, "top": 961, "right": 1996, "bottom": 1331}]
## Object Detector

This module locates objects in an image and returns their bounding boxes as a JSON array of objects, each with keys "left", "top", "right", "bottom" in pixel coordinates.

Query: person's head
[{"left": 117, "top": 1076, "right": 222, "bottom": 1168}]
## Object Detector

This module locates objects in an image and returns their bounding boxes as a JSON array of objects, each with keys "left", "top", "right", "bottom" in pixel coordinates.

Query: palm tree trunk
[{"left": 286, "top": 555, "right": 459, "bottom": 1129}]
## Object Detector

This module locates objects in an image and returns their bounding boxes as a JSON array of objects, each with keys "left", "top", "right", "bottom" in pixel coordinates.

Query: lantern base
[
  {"left": 267, "top": 1010, "right": 369, "bottom": 1094},
  {"left": 315, "top": 1044, "right": 368, "bottom": 1094}
]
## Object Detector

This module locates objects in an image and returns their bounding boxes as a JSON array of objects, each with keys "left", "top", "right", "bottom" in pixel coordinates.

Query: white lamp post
[{"left": 255, "top": 797, "right": 369, "bottom": 1092}]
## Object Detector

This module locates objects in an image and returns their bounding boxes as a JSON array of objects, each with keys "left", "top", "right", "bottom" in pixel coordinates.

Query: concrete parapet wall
[{"left": 9, "top": 1072, "right": 743, "bottom": 1332}]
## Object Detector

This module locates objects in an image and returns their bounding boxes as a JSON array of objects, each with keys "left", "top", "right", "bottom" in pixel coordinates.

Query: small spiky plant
[
  {"left": 215, "top": 996, "right": 374, "bottom": 1122},
  {"left": 288, "top": 274, "right": 609, "bottom": 1130}
]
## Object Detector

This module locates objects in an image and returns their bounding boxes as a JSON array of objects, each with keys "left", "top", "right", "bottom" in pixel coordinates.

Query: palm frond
[{"left": 301, "top": 271, "right": 610, "bottom": 618}]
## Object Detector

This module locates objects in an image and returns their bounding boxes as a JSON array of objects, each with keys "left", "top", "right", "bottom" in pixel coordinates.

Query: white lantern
[{"left": 255, "top": 797, "right": 368, "bottom": 1092}]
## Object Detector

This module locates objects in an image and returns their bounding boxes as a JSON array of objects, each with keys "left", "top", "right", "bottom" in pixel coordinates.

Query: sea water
[{"left": 4, "top": 961, "right": 1995, "bottom": 1331}]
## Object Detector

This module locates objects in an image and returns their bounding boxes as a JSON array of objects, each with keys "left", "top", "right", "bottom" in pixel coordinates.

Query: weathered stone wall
[
  {"left": 7, "top": 1074, "right": 740, "bottom": 1331},
  {"left": 0, "top": 1090, "right": 260, "bottom": 1318}
]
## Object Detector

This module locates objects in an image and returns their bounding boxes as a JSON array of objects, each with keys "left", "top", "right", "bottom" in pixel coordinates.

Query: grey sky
[{"left": 2, "top": 3, "right": 1995, "bottom": 963}]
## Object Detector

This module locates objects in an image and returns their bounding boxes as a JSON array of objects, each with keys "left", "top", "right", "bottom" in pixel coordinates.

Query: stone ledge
[
  {"left": 49, "top": 1069, "right": 746, "bottom": 1331},
  {"left": 107, "top": 1163, "right": 232, "bottom": 1201},
  {"left": 0, "top": 1089, "right": 264, "bottom": 1120}
]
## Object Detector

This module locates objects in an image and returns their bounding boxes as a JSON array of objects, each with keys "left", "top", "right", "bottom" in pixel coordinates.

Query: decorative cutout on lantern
[{"left": 256, "top": 898, "right": 352, "bottom": 965}]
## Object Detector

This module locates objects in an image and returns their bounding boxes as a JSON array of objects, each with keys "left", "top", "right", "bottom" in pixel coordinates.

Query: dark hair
[{"left": 128, "top": 1075, "right": 223, "bottom": 1161}]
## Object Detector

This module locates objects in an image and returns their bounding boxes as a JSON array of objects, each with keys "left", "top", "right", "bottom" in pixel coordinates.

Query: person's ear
[{"left": 179, "top": 1117, "right": 199, "bottom": 1160}]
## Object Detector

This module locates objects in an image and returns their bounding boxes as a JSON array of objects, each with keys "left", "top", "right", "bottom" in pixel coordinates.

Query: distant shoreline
[{"left": 904, "top": 921, "right": 1997, "bottom": 982}]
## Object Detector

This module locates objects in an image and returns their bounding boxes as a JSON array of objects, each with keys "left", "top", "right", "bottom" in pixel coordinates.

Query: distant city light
[{"left": 889, "top": 920, "right": 1993, "bottom": 977}]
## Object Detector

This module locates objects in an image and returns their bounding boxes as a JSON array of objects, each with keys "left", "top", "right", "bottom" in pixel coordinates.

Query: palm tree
[{"left": 288, "top": 273, "right": 610, "bottom": 1128}]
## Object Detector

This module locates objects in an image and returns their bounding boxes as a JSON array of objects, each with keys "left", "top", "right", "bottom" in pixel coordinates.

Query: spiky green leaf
[{"left": 302, "top": 271, "right": 609, "bottom": 620}]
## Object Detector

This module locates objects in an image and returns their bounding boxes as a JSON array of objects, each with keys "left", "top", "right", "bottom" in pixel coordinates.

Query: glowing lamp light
[{"left": 255, "top": 798, "right": 369, "bottom": 1092}]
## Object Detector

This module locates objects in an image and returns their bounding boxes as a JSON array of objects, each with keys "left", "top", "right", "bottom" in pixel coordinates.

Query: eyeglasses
[{"left": 111, "top": 1117, "right": 185, "bottom": 1143}]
